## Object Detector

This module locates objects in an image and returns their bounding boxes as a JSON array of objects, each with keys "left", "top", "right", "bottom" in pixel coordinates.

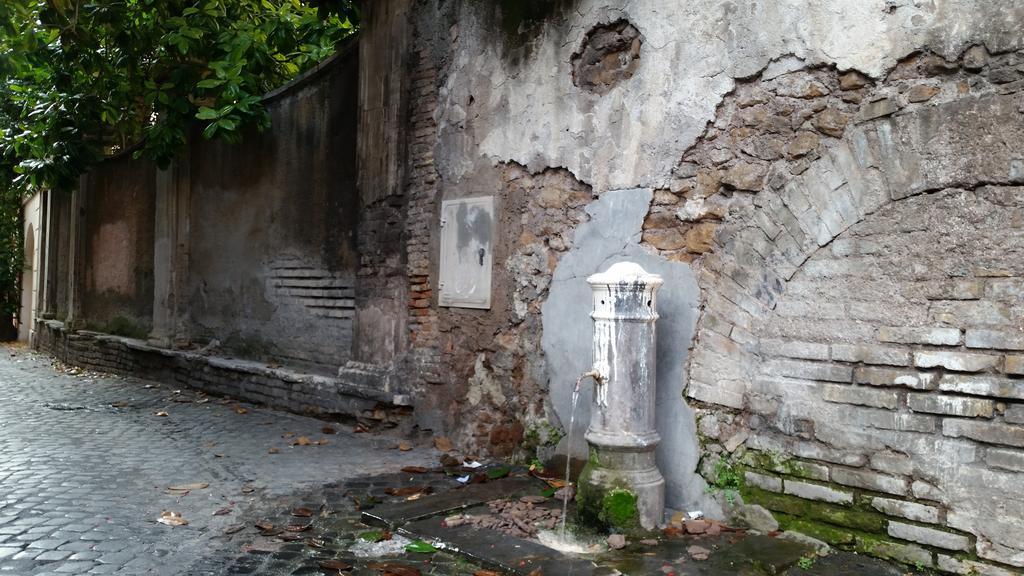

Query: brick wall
[
  {"left": 405, "top": 40, "right": 443, "bottom": 387},
  {"left": 637, "top": 47, "right": 1024, "bottom": 574}
]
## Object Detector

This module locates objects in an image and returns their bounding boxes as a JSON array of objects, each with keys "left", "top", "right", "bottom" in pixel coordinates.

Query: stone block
[
  {"left": 869, "top": 452, "right": 913, "bottom": 476},
  {"left": 985, "top": 447, "right": 1024, "bottom": 472},
  {"left": 831, "top": 467, "right": 908, "bottom": 496},
  {"left": 686, "top": 381, "right": 745, "bottom": 409},
  {"left": 888, "top": 521, "right": 970, "bottom": 551},
  {"left": 913, "top": 350, "right": 1000, "bottom": 372},
  {"left": 762, "top": 359, "right": 851, "bottom": 382},
  {"left": 878, "top": 326, "right": 961, "bottom": 346},
  {"left": 929, "top": 300, "right": 1013, "bottom": 327},
  {"left": 761, "top": 339, "right": 829, "bottom": 361},
  {"left": 792, "top": 441, "right": 867, "bottom": 467},
  {"left": 937, "top": 555, "right": 1019, "bottom": 576},
  {"left": 985, "top": 278, "right": 1024, "bottom": 300},
  {"left": 783, "top": 479, "right": 853, "bottom": 505},
  {"left": 857, "top": 537, "right": 933, "bottom": 567},
  {"left": 1005, "top": 404, "right": 1024, "bottom": 425},
  {"left": 858, "top": 97, "right": 899, "bottom": 122},
  {"left": 939, "top": 374, "right": 1024, "bottom": 400},
  {"left": 857, "top": 409, "right": 937, "bottom": 433},
  {"left": 943, "top": 419, "right": 1024, "bottom": 448},
  {"left": 906, "top": 84, "right": 940, "bottom": 103},
  {"left": 721, "top": 161, "right": 767, "bottom": 191},
  {"left": 831, "top": 343, "right": 909, "bottom": 366},
  {"left": 744, "top": 471, "right": 782, "bottom": 493},
  {"left": 965, "top": 329, "right": 1024, "bottom": 351},
  {"left": 907, "top": 393, "right": 995, "bottom": 418},
  {"left": 1006, "top": 355, "right": 1024, "bottom": 376},
  {"left": 922, "top": 279, "right": 982, "bottom": 301},
  {"left": 822, "top": 384, "right": 898, "bottom": 409},
  {"left": 871, "top": 497, "right": 940, "bottom": 524},
  {"left": 855, "top": 367, "right": 936, "bottom": 389}
]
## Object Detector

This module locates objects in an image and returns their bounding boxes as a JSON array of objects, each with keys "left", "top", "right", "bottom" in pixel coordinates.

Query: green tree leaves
[{"left": 0, "top": 0, "right": 357, "bottom": 194}]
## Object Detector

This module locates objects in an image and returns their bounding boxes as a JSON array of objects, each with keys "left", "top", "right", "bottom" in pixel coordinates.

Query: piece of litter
[
  {"left": 456, "top": 475, "right": 471, "bottom": 484},
  {"left": 687, "top": 510, "right": 704, "bottom": 519},
  {"left": 463, "top": 460, "right": 483, "bottom": 469}
]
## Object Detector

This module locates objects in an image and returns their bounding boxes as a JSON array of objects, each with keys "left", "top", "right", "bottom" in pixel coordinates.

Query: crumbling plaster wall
[
  {"left": 435, "top": 0, "right": 1024, "bottom": 193},
  {"left": 406, "top": 0, "right": 1024, "bottom": 561}
]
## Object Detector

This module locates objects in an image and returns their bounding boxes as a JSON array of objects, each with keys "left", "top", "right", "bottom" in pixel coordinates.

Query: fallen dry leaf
[
  {"left": 241, "top": 484, "right": 255, "bottom": 494},
  {"left": 353, "top": 422, "right": 369, "bottom": 433},
  {"left": 268, "top": 448, "right": 279, "bottom": 454},
  {"left": 322, "top": 426, "right": 336, "bottom": 434},
  {"left": 234, "top": 405, "right": 248, "bottom": 414},
  {"left": 111, "top": 401, "right": 129, "bottom": 408},
  {"left": 307, "top": 538, "right": 325, "bottom": 549},
  {"left": 318, "top": 559, "right": 353, "bottom": 572},
  {"left": 433, "top": 437, "right": 453, "bottom": 452},
  {"left": 279, "top": 532, "right": 301, "bottom": 542},
  {"left": 282, "top": 432, "right": 295, "bottom": 439},
  {"left": 291, "top": 507, "right": 314, "bottom": 517},
  {"left": 544, "top": 478, "right": 568, "bottom": 489},
  {"left": 385, "top": 486, "right": 434, "bottom": 497},
  {"left": 157, "top": 511, "right": 188, "bottom": 526},
  {"left": 401, "top": 466, "right": 429, "bottom": 474},
  {"left": 285, "top": 523, "right": 311, "bottom": 532},
  {"left": 224, "top": 524, "right": 245, "bottom": 534},
  {"left": 213, "top": 507, "right": 232, "bottom": 516},
  {"left": 154, "top": 411, "right": 169, "bottom": 417},
  {"left": 397, "top": 442, "right": 412, "bottom": 451},
  {"left": 293, "top": 436, "right": 313, "bottom": 446},
  {"left": 367, "top": 563, "right": 420, "bottom": 576}
]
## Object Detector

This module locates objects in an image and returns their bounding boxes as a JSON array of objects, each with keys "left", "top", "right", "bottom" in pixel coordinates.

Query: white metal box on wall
[{"left": 438, "top": 196, "right": 493, "bottom": 309}]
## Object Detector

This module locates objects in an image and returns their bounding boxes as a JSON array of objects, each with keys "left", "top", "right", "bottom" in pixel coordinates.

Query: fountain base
[{"left": 576, "top": 446, "right": 665, "bottom": 534}]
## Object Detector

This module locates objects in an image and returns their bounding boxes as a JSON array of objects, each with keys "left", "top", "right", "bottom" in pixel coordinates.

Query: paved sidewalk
[{"left": 0, "top": 345, "right": 438, "bottom": 575}]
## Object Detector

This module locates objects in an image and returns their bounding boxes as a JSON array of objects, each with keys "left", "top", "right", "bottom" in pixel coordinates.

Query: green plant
[
  {"left": 705, "top": 454, "right": 743, "bottom": 505},
  {"left": 797, "top": 554, "right": 816, "bottom": 570}
]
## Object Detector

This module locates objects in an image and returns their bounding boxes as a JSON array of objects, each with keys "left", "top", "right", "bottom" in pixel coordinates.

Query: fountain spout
[{"left": 575, "top": 369, "right": 604, "bottom": 393}]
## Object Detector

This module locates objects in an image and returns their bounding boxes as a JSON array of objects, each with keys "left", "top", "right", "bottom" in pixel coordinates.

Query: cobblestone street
[{"left": 0, "top": 345, "right": 455, "bottom": 576}]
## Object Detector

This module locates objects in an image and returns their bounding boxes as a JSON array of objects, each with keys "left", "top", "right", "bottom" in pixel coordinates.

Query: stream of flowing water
[{"left": 560, "top": 374, "right": 587, "bottom": 537}]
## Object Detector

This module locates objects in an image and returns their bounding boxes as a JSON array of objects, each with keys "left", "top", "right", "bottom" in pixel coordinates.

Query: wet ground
[{"left": 0, "top": 345, "right": 922, "bottom": 575}]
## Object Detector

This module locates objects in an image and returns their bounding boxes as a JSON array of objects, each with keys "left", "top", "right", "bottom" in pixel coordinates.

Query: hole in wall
[{"left": 571, "top": 19, "right": 643, "bottom": 95}]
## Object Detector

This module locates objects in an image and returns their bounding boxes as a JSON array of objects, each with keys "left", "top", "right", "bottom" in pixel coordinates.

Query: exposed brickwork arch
[{"left": 639, "top": 48, "right": 1024, "bottom": 572}]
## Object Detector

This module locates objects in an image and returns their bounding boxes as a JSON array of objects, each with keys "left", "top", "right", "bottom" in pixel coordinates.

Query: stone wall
[{"left": 33, "top": 319, "right": 404, "bottom": 422}]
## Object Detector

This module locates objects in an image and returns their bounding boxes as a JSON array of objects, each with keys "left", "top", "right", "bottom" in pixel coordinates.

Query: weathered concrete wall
[
  {"left": 79, "top": 154, "right": 156, "bottom": 337},
  {"left": 185, "top": 47, "right": 360, "bottom": 369}
]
